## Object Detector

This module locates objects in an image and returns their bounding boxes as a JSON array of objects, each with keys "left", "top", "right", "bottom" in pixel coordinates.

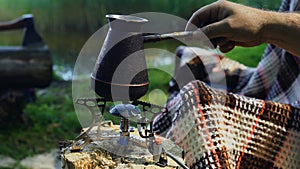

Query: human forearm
[
  {"left": 187, "top": 1, "right": 300, "bottom": 56},
  {"left": 262, "top": 11, "right": 300, "bottom": 56}
]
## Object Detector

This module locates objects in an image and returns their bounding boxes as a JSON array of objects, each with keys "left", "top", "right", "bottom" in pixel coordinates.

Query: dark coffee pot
[
  {"left": 91, "top": 14, "right": 149, "bottom": 101},
  {"left": 91, "top": 14, "right": 194, "bottom": 101}
]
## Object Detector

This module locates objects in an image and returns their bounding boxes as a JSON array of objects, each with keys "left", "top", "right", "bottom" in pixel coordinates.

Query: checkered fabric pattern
[
  {"left": 153, "top": 0, "right": 300, "bottom": 168},
  {"left": 154, "top": 80, "right": 300, "bottom": 168}
]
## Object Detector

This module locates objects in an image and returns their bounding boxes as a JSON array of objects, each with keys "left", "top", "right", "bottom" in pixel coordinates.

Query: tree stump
[{"left": 60, "top": 123, "right": 183, "bottom": 169}]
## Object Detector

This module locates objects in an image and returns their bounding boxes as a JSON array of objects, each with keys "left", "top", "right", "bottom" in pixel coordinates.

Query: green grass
[
  {"left": 0, "top": 81, "right": 81, "bottom": 160},
  {"left": 225, "top": 44, "right": 267, "bottom": 67}
]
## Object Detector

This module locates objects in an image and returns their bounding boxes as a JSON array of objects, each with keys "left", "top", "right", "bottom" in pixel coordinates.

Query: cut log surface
[
  {"left": 61, "top": 123, "right": 183, "bottom": 169},
  {"left": 0, "top": 45, "right": 52, "bottom": 88}
]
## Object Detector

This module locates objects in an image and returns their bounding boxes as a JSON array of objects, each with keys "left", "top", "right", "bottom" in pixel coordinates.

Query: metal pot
[
  {"left": 91, "top": 14, "right": 194, "bottom": 101},
  {"left": 91, "top": 14, "right": 149, "bottom": 101}
]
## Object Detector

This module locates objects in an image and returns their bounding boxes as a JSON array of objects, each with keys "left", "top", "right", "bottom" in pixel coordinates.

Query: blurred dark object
[
  {"left": 0, "top": 89, "right": 35, "bottom": 128},
  {"left": 0, "top": 14, "right": 52, "bottom": 128}
]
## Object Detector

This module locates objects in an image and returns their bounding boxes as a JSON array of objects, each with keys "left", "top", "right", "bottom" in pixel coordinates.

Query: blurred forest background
[{"left": 0, "top": 0, "right": 282, "bottom": 167}]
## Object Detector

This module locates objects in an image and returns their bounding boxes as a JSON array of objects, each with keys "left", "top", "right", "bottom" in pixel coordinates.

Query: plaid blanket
[
  {"left": 153, "top": 0, "right": 300, "bottom": 168},
  {"left": 154, "top": 80, "right": 300, "bottom": 168}
]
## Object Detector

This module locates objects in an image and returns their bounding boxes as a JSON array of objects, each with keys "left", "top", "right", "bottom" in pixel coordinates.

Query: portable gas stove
[{"left": 69, "top": 97, "right": 182, "bottom": 167}]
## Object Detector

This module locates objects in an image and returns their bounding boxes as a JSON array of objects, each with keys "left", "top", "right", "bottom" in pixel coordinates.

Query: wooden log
[{"left": 0, "top": 45, "right": 52, "bottom": 88}]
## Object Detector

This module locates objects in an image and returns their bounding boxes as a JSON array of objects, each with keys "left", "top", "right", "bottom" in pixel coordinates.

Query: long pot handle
[{"left": 143, "top": 31, "right": 194, "bottom": 43}]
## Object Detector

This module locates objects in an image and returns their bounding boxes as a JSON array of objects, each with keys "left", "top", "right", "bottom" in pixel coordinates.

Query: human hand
[{"left": 186, "top": 0, "right": 268, "bottom": 53}]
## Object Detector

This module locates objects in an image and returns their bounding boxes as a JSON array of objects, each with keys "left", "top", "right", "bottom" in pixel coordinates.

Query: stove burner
[{"left": 73, "top": 97, "right": 169, "bottom": 166}]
